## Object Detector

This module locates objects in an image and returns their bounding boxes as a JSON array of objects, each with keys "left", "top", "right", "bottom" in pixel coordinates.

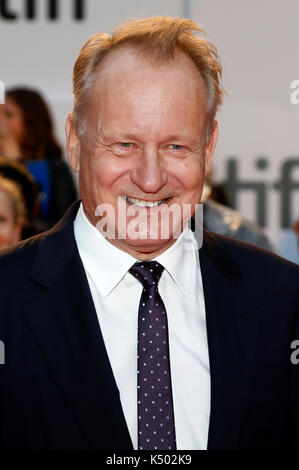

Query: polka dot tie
[{"left": 129, "top": 261, "right": 176, "bottom": 451}]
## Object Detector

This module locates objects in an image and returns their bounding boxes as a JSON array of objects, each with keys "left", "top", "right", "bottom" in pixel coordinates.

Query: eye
[
  {"left": 109, "top": 142, "right": 140, "bottom": 156},
  {"left": 168, "top": 144, "right": 184, "bottom": 150},
  {"left": 161, "top": 143, "right": 190, "bottom": 157},
  {"left": 118, "top": 142, "right": 134, "bottom": 148}
]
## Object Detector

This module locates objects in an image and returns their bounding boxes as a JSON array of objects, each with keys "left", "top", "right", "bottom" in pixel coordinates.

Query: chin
[{"left": 117, "top": 236, "right": 176, "bottom": 257}]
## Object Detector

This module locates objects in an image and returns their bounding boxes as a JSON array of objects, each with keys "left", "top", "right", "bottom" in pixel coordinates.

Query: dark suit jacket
[{"left": 0, "top": 201, "right": 298, "bottom": 450}]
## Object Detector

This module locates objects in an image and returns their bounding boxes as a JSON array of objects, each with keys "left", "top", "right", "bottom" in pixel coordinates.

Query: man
[{"left": 0, "top": 17, "right": 298, "bottom": 450}]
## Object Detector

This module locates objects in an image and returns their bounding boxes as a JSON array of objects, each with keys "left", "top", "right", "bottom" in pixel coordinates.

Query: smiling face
[{"left": 66, "top": 48, "right": 218, "bottom": 259}]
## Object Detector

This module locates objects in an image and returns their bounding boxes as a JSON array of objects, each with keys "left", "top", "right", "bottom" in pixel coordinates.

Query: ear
[
  {"left": 204, "top": 120, "right": 219, "bottom": 177},
  {"left": 65, "top": 113, "right": 81, "bottom": 173}
]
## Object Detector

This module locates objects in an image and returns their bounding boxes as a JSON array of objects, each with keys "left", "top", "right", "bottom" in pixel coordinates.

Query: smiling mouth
[{"left": 124, "top": 196, "right": 169, "bottom": 207}]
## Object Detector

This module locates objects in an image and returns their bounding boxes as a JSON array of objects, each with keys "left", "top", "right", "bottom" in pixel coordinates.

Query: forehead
[
  {"left": 4, "top": 97, "right": 23, "bottom": 115},
  {"left": 97, "top": 45, "right": 204, "bottom": 78},
  {"left": 5, "top": 97, "right": 18, "bottom": 109},
  {"left": 90, "top": 47, "right": 208, "bottom": 132}
]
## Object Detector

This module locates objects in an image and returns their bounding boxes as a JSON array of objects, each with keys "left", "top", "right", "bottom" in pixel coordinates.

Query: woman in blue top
[{"left": 0, "top": 87, "right": 77, "bottom": 232}]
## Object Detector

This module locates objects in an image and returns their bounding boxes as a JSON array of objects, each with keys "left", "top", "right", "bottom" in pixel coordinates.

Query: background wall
[{"left": 1, "top": 0, "right": 298, "bottom": 262}]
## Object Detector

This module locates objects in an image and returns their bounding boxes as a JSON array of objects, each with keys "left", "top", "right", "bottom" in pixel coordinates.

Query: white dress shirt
[{"left": 74, "top": 203, "right": 210, "bottom": 450}]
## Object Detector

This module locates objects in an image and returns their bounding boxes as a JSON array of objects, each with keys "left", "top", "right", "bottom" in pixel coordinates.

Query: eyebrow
[
  {"left": 100, "top": 131, "right": 139, "bottom": 142},
  {"left": 101, "top": 132, "right": 197, "bottom": 144}
]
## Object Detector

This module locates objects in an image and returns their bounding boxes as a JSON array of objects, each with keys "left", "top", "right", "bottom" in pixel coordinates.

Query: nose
[{"left": 130, "top": 145, "right": 167, "bottom": 194}]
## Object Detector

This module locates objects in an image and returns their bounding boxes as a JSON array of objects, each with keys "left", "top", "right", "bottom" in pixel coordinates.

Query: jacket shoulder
[
  {"left": 204, "top": 230, "right": 299, "bottom": 286},
  {"left": 0, "top": 232, "right": 48, "bottom": 282}
]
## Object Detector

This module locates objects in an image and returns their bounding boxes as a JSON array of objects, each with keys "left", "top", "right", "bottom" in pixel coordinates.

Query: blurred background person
[
  {"left": 201, "top": 176, "right": 275, "bottom": 251},
  {"left": 0, "top": 87, "right": 77, "bottom": 232},
  {"left": 293, "top": 218, "right": 299, "bottom": 246},
  {"left": 0, "top": 175, "right": 26, "bottom": 250},
  {"left": 0, "top": 156, "right": 39, "bottom": 239}
]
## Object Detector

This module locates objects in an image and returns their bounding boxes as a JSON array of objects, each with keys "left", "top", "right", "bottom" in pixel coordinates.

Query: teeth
[{"left": 125, "top": 196, "right": 167, "bottom": 207}]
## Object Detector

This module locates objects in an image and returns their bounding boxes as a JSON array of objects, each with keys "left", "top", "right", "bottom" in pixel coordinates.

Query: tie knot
[{"left": 129, "top": 261, "right": 164, "bottom": 288}]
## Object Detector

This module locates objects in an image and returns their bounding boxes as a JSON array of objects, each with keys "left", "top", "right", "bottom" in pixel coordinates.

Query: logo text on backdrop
[{"left": 0, "top": 0, "right": 85, "bottom": 21}]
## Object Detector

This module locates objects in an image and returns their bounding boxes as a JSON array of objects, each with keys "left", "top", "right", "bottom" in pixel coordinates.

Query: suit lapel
[
  {"left": 22, "top": 202, "right": 133, "bottom": 450},
  {"left": 199, "top": 232, "right": 259, "bottom": 449}
]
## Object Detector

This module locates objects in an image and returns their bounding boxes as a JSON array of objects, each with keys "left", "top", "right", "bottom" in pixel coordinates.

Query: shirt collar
[
  {"left": 74, "top": 203, "right": 198, "bottom": 298},
  {"left": 154, "top": 225, "right": 198, "bottom": 297},
  {"left": 74, "top": 203, "right": 136, "bottom": 297}
]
